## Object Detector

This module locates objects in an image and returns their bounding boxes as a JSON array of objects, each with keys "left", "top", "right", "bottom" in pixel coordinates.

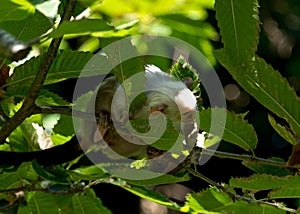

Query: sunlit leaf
[
  {"left": 215, "top": 0, "right": 259, "bottom": 63},
  {"left": 199, "top": 108, "right": 257, "bottom": 152},
  {"left": 268, "top": 114, "right": 297, "bottom": 145},
  {"left": 269, "top": 187, "right": 300, "bottom": 199},
  {"left": 170, "top": 55, "right": 201, "bottom": 100},
  {"left": 47, "top": 50, "right": 99, "bottom": 83},
  {"left": 32, "top": 161, "right": 69, "bottom": 183},
  {"left": 5, "top": 51, "right": 96, "bottom": 96},
  {"left": 121, "top": 185, "right": 181, "bottom": 210},
  {"left": 48, "top": 19, "right": 113, "bottom": 38},
  {"left": 17, "top": 162, "right": 39, "bottom": 181},
  {"left": 36, "top": 89, "right": 70, "bottom": 106},
  {"left": 9, "top": 120, "right": 40, "bottom": 152},
  {"left": 0, "top": 171, "right": 22, "bottom": 189},
  {"left": 50, "top": 133, "right": 73, "bottom": 146},
  {"left": 53, "top": 115, "right": 75, "bottom": 138},
  {"left": 70, "top": 165, "right": 108, "bottom": 180},
  {"left": 0, "top": 9, "right": 51, "bottom": 42},
  {"left": 242, "top": 157, "right": 291, "bottom": 176},
  {"left": 230, "top": 174, "right": 300, "bottom": 191},
  {"left": 0, "top": 0, "right": 35, "bottom": 23},
  {"left": 26, "top": 192, "right": 72, "bottom": 214},
  {"left": 34, "top": 0, "right": 60, "bottom": 19},
  {"left": 185, "top": 186, "right": 285, "bottom": 213},
  {"left": 72, "top": 189, "right": 112, "bottom": 214},
  {"left": 6, "top": 55, "right": 42, "bottom": 96},
  {"left": 126, "top": 173, "right": 190, "bottom": 186},
  {"left": 215, "top": 51, "right": 300, "bottom": 135}
]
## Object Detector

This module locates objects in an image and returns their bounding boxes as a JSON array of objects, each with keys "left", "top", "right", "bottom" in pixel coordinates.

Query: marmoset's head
[{"left": 135, "top": 65, "right": 197, "bottom": 129}]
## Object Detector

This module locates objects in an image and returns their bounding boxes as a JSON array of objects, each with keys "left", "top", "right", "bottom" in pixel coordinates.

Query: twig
[
  {"left": 0, "top": 0, "right": 76, "bottom": 144},
  {"left": 0, "top": 184, "right": 84, "bottom": 195},
  {"left": 187, "top": 167, "right": 297, "bottom": 213},
  {"left": 186, "top": 167, "right": 221, "bottom": 187},
  {"left": 33, "top": 106, "right": 73, "bottom": 115},
  {"left": 201, "top": 148, "right": 295, "bottom": 168}
]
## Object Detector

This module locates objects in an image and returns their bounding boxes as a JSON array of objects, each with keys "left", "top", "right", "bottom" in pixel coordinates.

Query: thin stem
[
  {"left": 202, "top": 148, "right": 293, "bottom": 168},
  {"left": 0, "top": 184, "right": 84, "bottom": 195},
  {"left": 0, "top": 0, "right": 76, "bottom": 144},
  {"left": 186, "top": 167, "right": 222, "bottom": 188}
]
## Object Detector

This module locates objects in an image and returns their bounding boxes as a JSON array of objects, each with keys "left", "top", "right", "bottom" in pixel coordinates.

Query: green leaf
[
  {"left": 47, "top": 50, "right": 98, "bottom": 83},
  {"left": 32, "top": 161, "right": 69, "bottom": 183},
  {"left": 73, "top": 91, "right": 94, "bottom": 112},
  {"left": 0, "top": 9, "right": 51, "bottom": 42},
  {"left": 130, "top": 119, "right": 180, "bottom": 151},
  {"left": 242, "top": 157, "right": 291, "bottom": 176},
  {"left": 199, "top": 108, "right": 257, "bottom": 152},
  {"left": 34, "top": 0, "right": 60, "bottom": 19},
  {"left": 0, "top": 171, "right": 22, "bottom": 190},
  {"left": 185, "top": 187, "right": 285, "bottom": 213},
  {"left": 6, "top": 55, "right": 43, "bottom": 97},
  {"left": 99, "top": 38, "right": 144, "bottom": 82},
  {"left": 269, "top": 187, "right": 300, "bottom": 199},
  {"left": 48, "top": 19, "right": 113, "bottom": 38},
  {"left": 5, "top": 51, "right": 96, "bottom": 96},
  {"left": 115, "top": 56, "right": 145, "bottom": 83},
  {"left": 72, "top": 189, "right": 112, "bottom": 214},
  {"left": 70, "top": 165, "right": 108, "bottom": 181},
  {"left": 126, "top": 173, "right": 190, "bottom": 186},
  {"left": 17, "top": 162, "right": 39, "bottom": 181},
  {"left": 36, "top": 89, "right": 70, "bottom": 106},
  {"left": 129, "top": 92, "right": 147, "bottom": 116},
  {"left": 9, "top": 120, "right": 40, "bottom": 152},
  {"left": 185, "top": 187, "right": 231, "bottom": 213},
  {"left": 170, "top": 55, "right": 202, "bottom": 101},
  {"left": 50, "top": 133, "right": 73, "bottom": 146},
  {"left": 28, "top": 114, "right": 43, "bottom": 125},
  {"left": 53, "top": 115, "right": 75, "bottom": 138},
  {"left": 268, "top": 114, "right": 297, "bottom": 145},
  {"left": 121, "top": 185, "right": 181, "bottom": 210},
  {"left": 215, "top": 0, "right": 259, "bottom": 63},
  {"left": 97, "top": 162, "right": 185, "bottom": 182},
  {"left": 42, "top": 114, "right": 61, "bottom": 133},
  {"left": 215, "top": 51, "right": 300, "bottom": 135},
  {"left": 0, "top": 0, "right": 35, "bottom": 23},
  {"left": 26, "top": 192, "right": 71, "bottom": 214},
  {"left": 230, "top": 174, "right": 300, "bottom": 191}
]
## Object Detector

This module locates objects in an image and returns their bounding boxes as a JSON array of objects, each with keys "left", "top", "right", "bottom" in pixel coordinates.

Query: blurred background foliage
[{"left": 68, "top": 0, "right": 218, "bottom": 64}]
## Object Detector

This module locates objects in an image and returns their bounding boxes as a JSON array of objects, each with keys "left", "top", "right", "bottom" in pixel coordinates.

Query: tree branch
[
  {"left": 0, "top": 0, "right": 76, "bottom": 144},
  {"left": 0, "top": 182, "right": 85, "bottom": 196}
]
